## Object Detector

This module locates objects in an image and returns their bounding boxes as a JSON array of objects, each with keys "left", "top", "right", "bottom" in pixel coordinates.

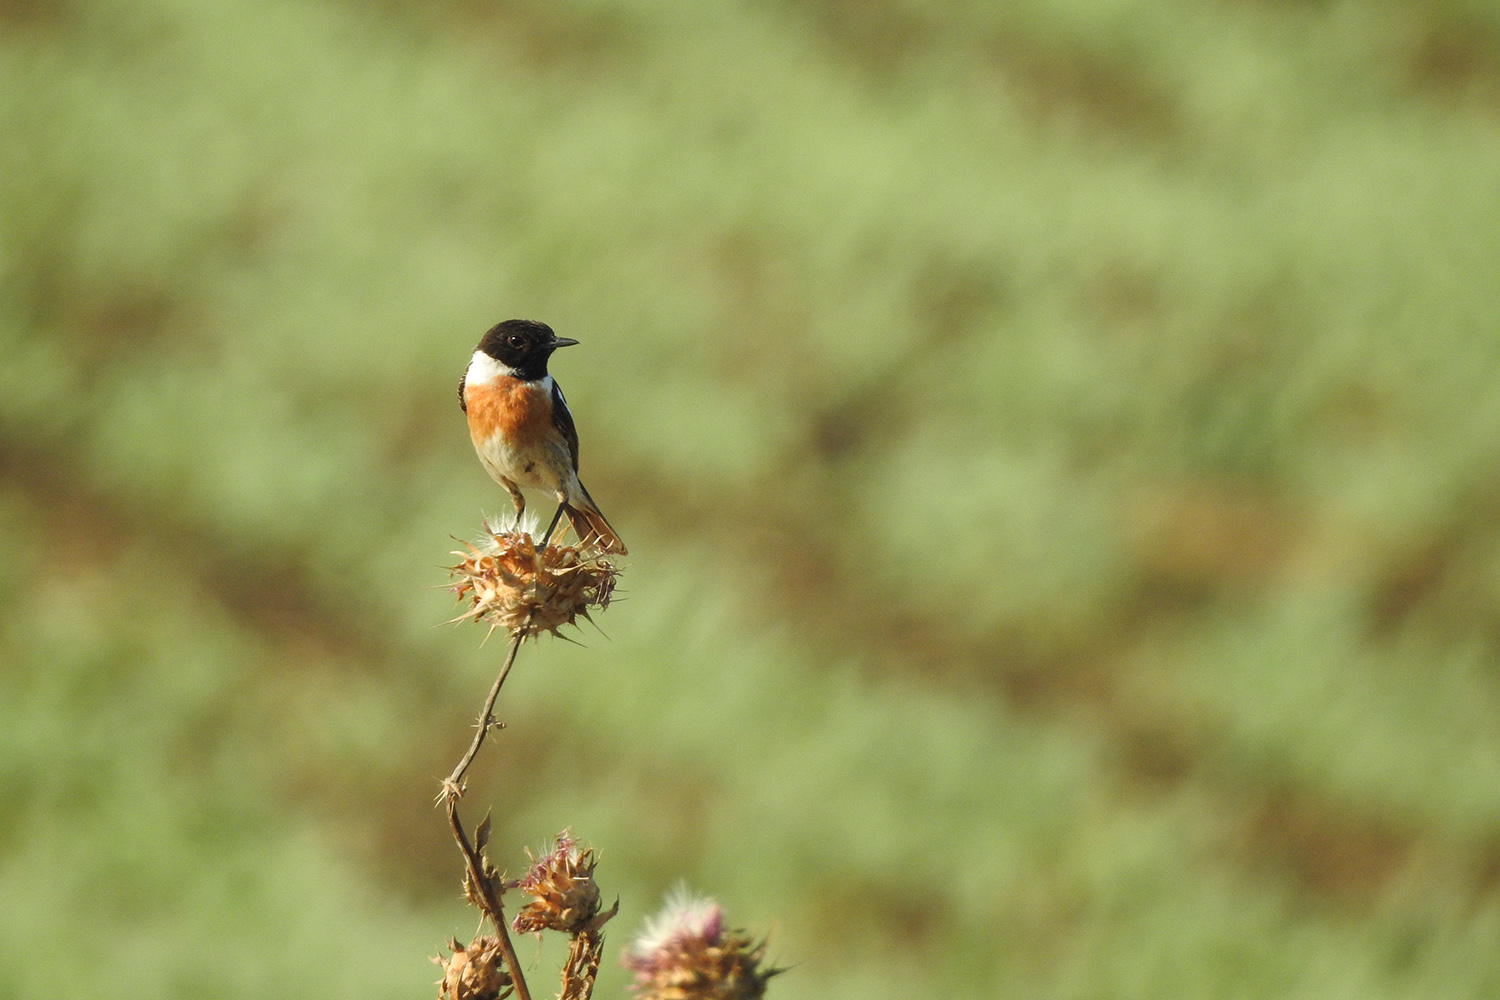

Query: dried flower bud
[
  {"left": 448, "top": 523, "right": 618, "bottom": 639},
  {"left": 434, "top": 935, "right": 514, "bottom": 1000},
  {"left": 623, "top": 891, "right": 777, "bottom": 1000},
  {"left": 512, "top": 830, "right": 602, "bottom": 935}
]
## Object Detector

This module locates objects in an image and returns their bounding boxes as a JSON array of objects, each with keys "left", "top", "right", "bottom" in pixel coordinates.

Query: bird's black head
[{"left": 476, "top": 319, "right": 579, "bottom": 380}]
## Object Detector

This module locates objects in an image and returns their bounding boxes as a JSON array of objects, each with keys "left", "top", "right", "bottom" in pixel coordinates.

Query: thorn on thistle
[{"left": 437, "top": 779, "right": 464, "bottom": 806}]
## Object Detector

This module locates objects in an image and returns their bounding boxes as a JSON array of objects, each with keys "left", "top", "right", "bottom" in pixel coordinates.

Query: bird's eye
[{"left": 507, "top": 335, "right": 524, "bottom": 348}]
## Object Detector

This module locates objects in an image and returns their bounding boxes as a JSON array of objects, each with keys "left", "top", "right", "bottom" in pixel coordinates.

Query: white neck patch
[
  {"left": 466, "top": 351, "right": 515, "bottom": 385},
  {"left": 465, "top": 352, "right": 555, "bottom": 394}
]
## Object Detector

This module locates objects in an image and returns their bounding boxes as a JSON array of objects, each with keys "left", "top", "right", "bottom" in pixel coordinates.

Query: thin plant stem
[
  {"left": 447, "top": 797, "right": 532, "bottom": 1000},
  {"left": 445, "top": 628, "right": 526, "bottom": 793},
  {"left": 441, "top": 624, "right": 531, "bottom": 1000}
]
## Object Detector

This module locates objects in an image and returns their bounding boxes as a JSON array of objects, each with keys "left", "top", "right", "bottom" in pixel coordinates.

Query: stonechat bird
[{"left": 459, "top": 319, "right": 627, "bottom": 555}]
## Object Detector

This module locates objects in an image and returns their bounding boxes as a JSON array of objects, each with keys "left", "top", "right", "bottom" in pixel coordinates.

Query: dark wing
[
  {"left": 457, "top": 371, "right": 467, "bottom": 412},
  {"left": 550, "top": 378, "right": 581, "bottom": 472}
]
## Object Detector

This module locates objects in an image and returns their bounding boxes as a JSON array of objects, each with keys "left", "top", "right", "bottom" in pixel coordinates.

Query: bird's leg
[
  {"left": 505, "top": 481, "right": 526, "bottom": 531},
  {"left": 537, "top": 501, "right": 568, "bottom": 551}
]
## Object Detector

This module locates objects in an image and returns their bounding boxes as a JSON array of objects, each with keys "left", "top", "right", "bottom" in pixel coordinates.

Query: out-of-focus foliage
[{"left": 4, "top": 0, "right": 1500, "bottom": 996}]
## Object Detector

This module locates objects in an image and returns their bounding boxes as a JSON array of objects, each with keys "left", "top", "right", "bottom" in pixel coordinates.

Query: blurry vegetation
[{"left": 4, "top": 0, "right": 1500, "bottom": 997}]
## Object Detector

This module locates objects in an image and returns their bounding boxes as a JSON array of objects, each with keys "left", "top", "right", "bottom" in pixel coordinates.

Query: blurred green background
[{"left": 5, "top": 0, "right": 1500, "bottom": 996}]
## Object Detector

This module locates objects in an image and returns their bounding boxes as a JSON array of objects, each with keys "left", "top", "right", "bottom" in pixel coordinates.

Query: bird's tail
[{"left": 566, "top": 488, "right": 627, "bottom": 555}]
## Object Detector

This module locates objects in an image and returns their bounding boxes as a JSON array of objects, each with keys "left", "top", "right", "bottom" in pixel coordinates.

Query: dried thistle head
[
  {"left": 623, "top": 891, "right": 778, "bottom": 1000},
  {"left": 448, "top": 522, "right": 618, "bottom": 639},
  {"left": 434, "top": 935, "right": 514, "bottom": 1000},
  {"left": 512, "top": 829, "right": 602, "bottom": 936}
]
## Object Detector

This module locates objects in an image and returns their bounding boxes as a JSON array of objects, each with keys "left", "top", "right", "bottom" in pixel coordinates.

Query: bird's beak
[{"left": 549, "top": 337, "right": 580, "bottom": 350}]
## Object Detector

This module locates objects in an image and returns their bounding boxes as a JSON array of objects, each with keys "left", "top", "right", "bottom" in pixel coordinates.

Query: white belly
[{"left": 473, "top": 432, "right": 574, "bottom": 496}]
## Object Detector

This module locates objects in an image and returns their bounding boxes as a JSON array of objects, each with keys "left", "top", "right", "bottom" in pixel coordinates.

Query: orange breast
[{"left": 465, "top": 376, "right": 552, "bottom": 448}]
